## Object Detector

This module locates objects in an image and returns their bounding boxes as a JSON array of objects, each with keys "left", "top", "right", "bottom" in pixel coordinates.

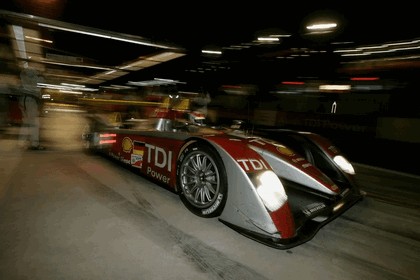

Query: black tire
[
  {"left": 177, "top": 142, "right": 228, "bottom": 218},
  {"left": 82, "top": 123, "right": 90, "bottom": 146}
]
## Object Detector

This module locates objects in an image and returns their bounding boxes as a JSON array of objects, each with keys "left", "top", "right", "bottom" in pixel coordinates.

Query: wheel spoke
[
  {"left": 186, "top": 163, "right": 197, "bottom": 174},
  {"left": 203, "top": 186, "right": 212, "bottom": 201},
  {"left": 189, "top": 184, "right": 198, "bottom": 194},
  {"left": 192, "top": 155, "right": 201, "bottom": 170},
  {"left": 204, "top": 181, "right": 216, "bottom": 194},
  {"left": 194, "top": 188, "right": 203, "bottom": 203},
  {"left": 204, "top": 160, "right": 213, "bottom": 173},
  {"left": 200, "top": 156, "right": 208, "bottom": 170}
]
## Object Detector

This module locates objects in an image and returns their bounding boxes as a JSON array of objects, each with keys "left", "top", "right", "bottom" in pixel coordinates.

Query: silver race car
[{"left": 82, "top": 96, "right": 364, "bottom": 249}]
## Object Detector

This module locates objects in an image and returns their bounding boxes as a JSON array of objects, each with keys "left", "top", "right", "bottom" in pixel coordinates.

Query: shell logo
[
  {"left": 122, "top": 137, "right": 133, "bottom": 153},
  {"left": 276, "top": 145, "right": 295, "bottom": 156}
]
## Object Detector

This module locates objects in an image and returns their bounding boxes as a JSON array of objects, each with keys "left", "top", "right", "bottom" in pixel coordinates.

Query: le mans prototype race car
[{"left": 81, "top": 94, "right": 364, "bottom": 249}]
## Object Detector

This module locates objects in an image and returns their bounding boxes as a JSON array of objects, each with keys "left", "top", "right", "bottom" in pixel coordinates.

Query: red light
[
  {"left": 350, "top": 77, "right": 379, "bottom": 81},
  {"left": 282, "top": 81, "right": 305, "bottom": 85},
  {"left": 99, "top": 139, "right": 117, "bottom": 144},
  {"left": 100, "top": 133, "right": 117, "bottom": 137}
]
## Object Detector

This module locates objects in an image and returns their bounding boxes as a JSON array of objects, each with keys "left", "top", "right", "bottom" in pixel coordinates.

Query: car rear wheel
[
  {"left": 177, "top": 142, "right": 227, "bottom": 217},
  {"left": 81, "top": 121, "right": 96, "bottom": 153}
]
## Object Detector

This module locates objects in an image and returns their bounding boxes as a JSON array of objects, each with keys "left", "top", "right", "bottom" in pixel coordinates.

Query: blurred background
[{"left": 0, "top": 1, "right": 419, "bottom": 175}]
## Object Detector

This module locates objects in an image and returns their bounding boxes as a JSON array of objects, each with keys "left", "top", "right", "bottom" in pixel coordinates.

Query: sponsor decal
[
  {"left": 109, "top": 151, "right": 117, "bottom": 159},
  {"left": 131, "top": 154, "right": 143, "bottom": 168},
  {"left": 145, "top": 143, "right": 172, "bottom": 172},
  {"left": 146, "top": 166, "right": 170, "bottom": 183},
  {"left": 302, "top": 202, "right": 326, "bottom": 217},
  {"left": 328, "top": 145, "right": 339, "bottom": 154},
  {"left": 109, "top": 152, "right": 121, "bottom": 161},
  {"left": 143, "top": 143, "right": 173, "bottom": 183},
  {"left": 291, "top": 157, "right": 313, "bottom": 168},
  {"left": 276, "top": 145, "right": 295, "bottom": 156},
  {"left": 122, "top": 137, "right": 133, "bottom": 153},
  {"left": 248, "top": 138, "right": 266, "bottom": 145},
  {"left": 116, "top": 140, "right": 145, "bottom": 168},
  {"left": 202, "top": 193, "right": 223, "bottom": 215},
  {"left": 133, "top": 140, "right": 145, "bottom": 155},
  {"left": 237, "top": 158, "right": 269, "bottom": 171},
  {"left": 292, "top": 157, "right": 305, "bottom": 163},
  {"left": 302, "top": 163, "right": 312, "bottom": 168}
]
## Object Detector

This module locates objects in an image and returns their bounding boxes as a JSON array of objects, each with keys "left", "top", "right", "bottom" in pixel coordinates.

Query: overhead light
[
  {"left": 39, "top": 23, "right": 110, "bottom": 38},
  {"left": 61, "top": 82, "right": 85, "bottom": 88},
  {"left": 59, "top": 90, "right": 83, "bottom": 95},
  {"left": 127, "top": 78, "right": 185, "bottom": 87},
  {"left": 11, "top": 25, "right": 27, "bottom": 63},
  {"left": 41, "top": 59, "right": 114, "bottom": 70},
  {"left": 306, "top": 23, "right": 337, "bottom": 30},
  {"left": 38, "top": 23, "right": 176, "bottom": 49},
  {"left": 202, "top": 50, "right": 222, "bottom": 55},
  {"left": 37, "top": 82, "right": 98, "bottom": 92},
  {"left": 335, "top": 39, "right": 420, "bottom": 57},
  {"left": 319, "top": 84, "right": 351, "bottom": 91},
  {"left": 257, "top": 37, "right": 280, "bottom": 42},
  {"left": 100, "top": 85, "right": 135, "bottom": 90},
  {"left": 25, "top": 35, "right": 53, "bottom": 44},
  {"left": 119, "top": 52, "right": 185, "bottom": 70}
]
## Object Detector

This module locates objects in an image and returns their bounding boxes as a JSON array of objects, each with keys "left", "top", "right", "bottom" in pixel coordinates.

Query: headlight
[
  {"left": 254, "top": 171, "right": 288, "bottom": 212},
  {"left": 333, "top": 155, "right": 355, "bottom": 175}
]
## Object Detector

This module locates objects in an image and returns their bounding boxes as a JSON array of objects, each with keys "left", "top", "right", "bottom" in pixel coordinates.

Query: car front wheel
[{"left": 177, "top": 142, "right": 227, "bottom": 218}]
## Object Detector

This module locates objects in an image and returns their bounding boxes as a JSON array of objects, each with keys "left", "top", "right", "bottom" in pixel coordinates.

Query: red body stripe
[{"left": 269, "top": 202, "right": 296, "bottom": 239}]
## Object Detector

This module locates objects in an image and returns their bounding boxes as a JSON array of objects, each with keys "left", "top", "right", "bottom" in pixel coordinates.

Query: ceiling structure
[{"left": 1, "top": 1, "right": 419, "bottom": 94}]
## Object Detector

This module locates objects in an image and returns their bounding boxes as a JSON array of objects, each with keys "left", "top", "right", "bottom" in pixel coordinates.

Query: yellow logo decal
[
  {"left": 276, "top": 145, "right": 295, "bottom": 156},
  {"left": 122, "top": 137, "right": 133, "bottom": 153}
]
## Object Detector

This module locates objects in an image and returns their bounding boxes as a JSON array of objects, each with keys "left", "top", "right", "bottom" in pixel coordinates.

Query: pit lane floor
[{"left": 0, "top": 112, "right": 419, "bottom": 280}]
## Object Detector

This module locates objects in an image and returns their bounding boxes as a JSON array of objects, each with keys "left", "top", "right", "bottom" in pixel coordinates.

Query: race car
[{"left": 81, "top": 95, "right": 364, "bottom": 249}]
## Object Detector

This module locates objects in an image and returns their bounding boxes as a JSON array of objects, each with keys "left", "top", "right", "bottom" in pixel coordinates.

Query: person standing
[{"left": 18, "top": 67, "right": 45, "bottom": 150}]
